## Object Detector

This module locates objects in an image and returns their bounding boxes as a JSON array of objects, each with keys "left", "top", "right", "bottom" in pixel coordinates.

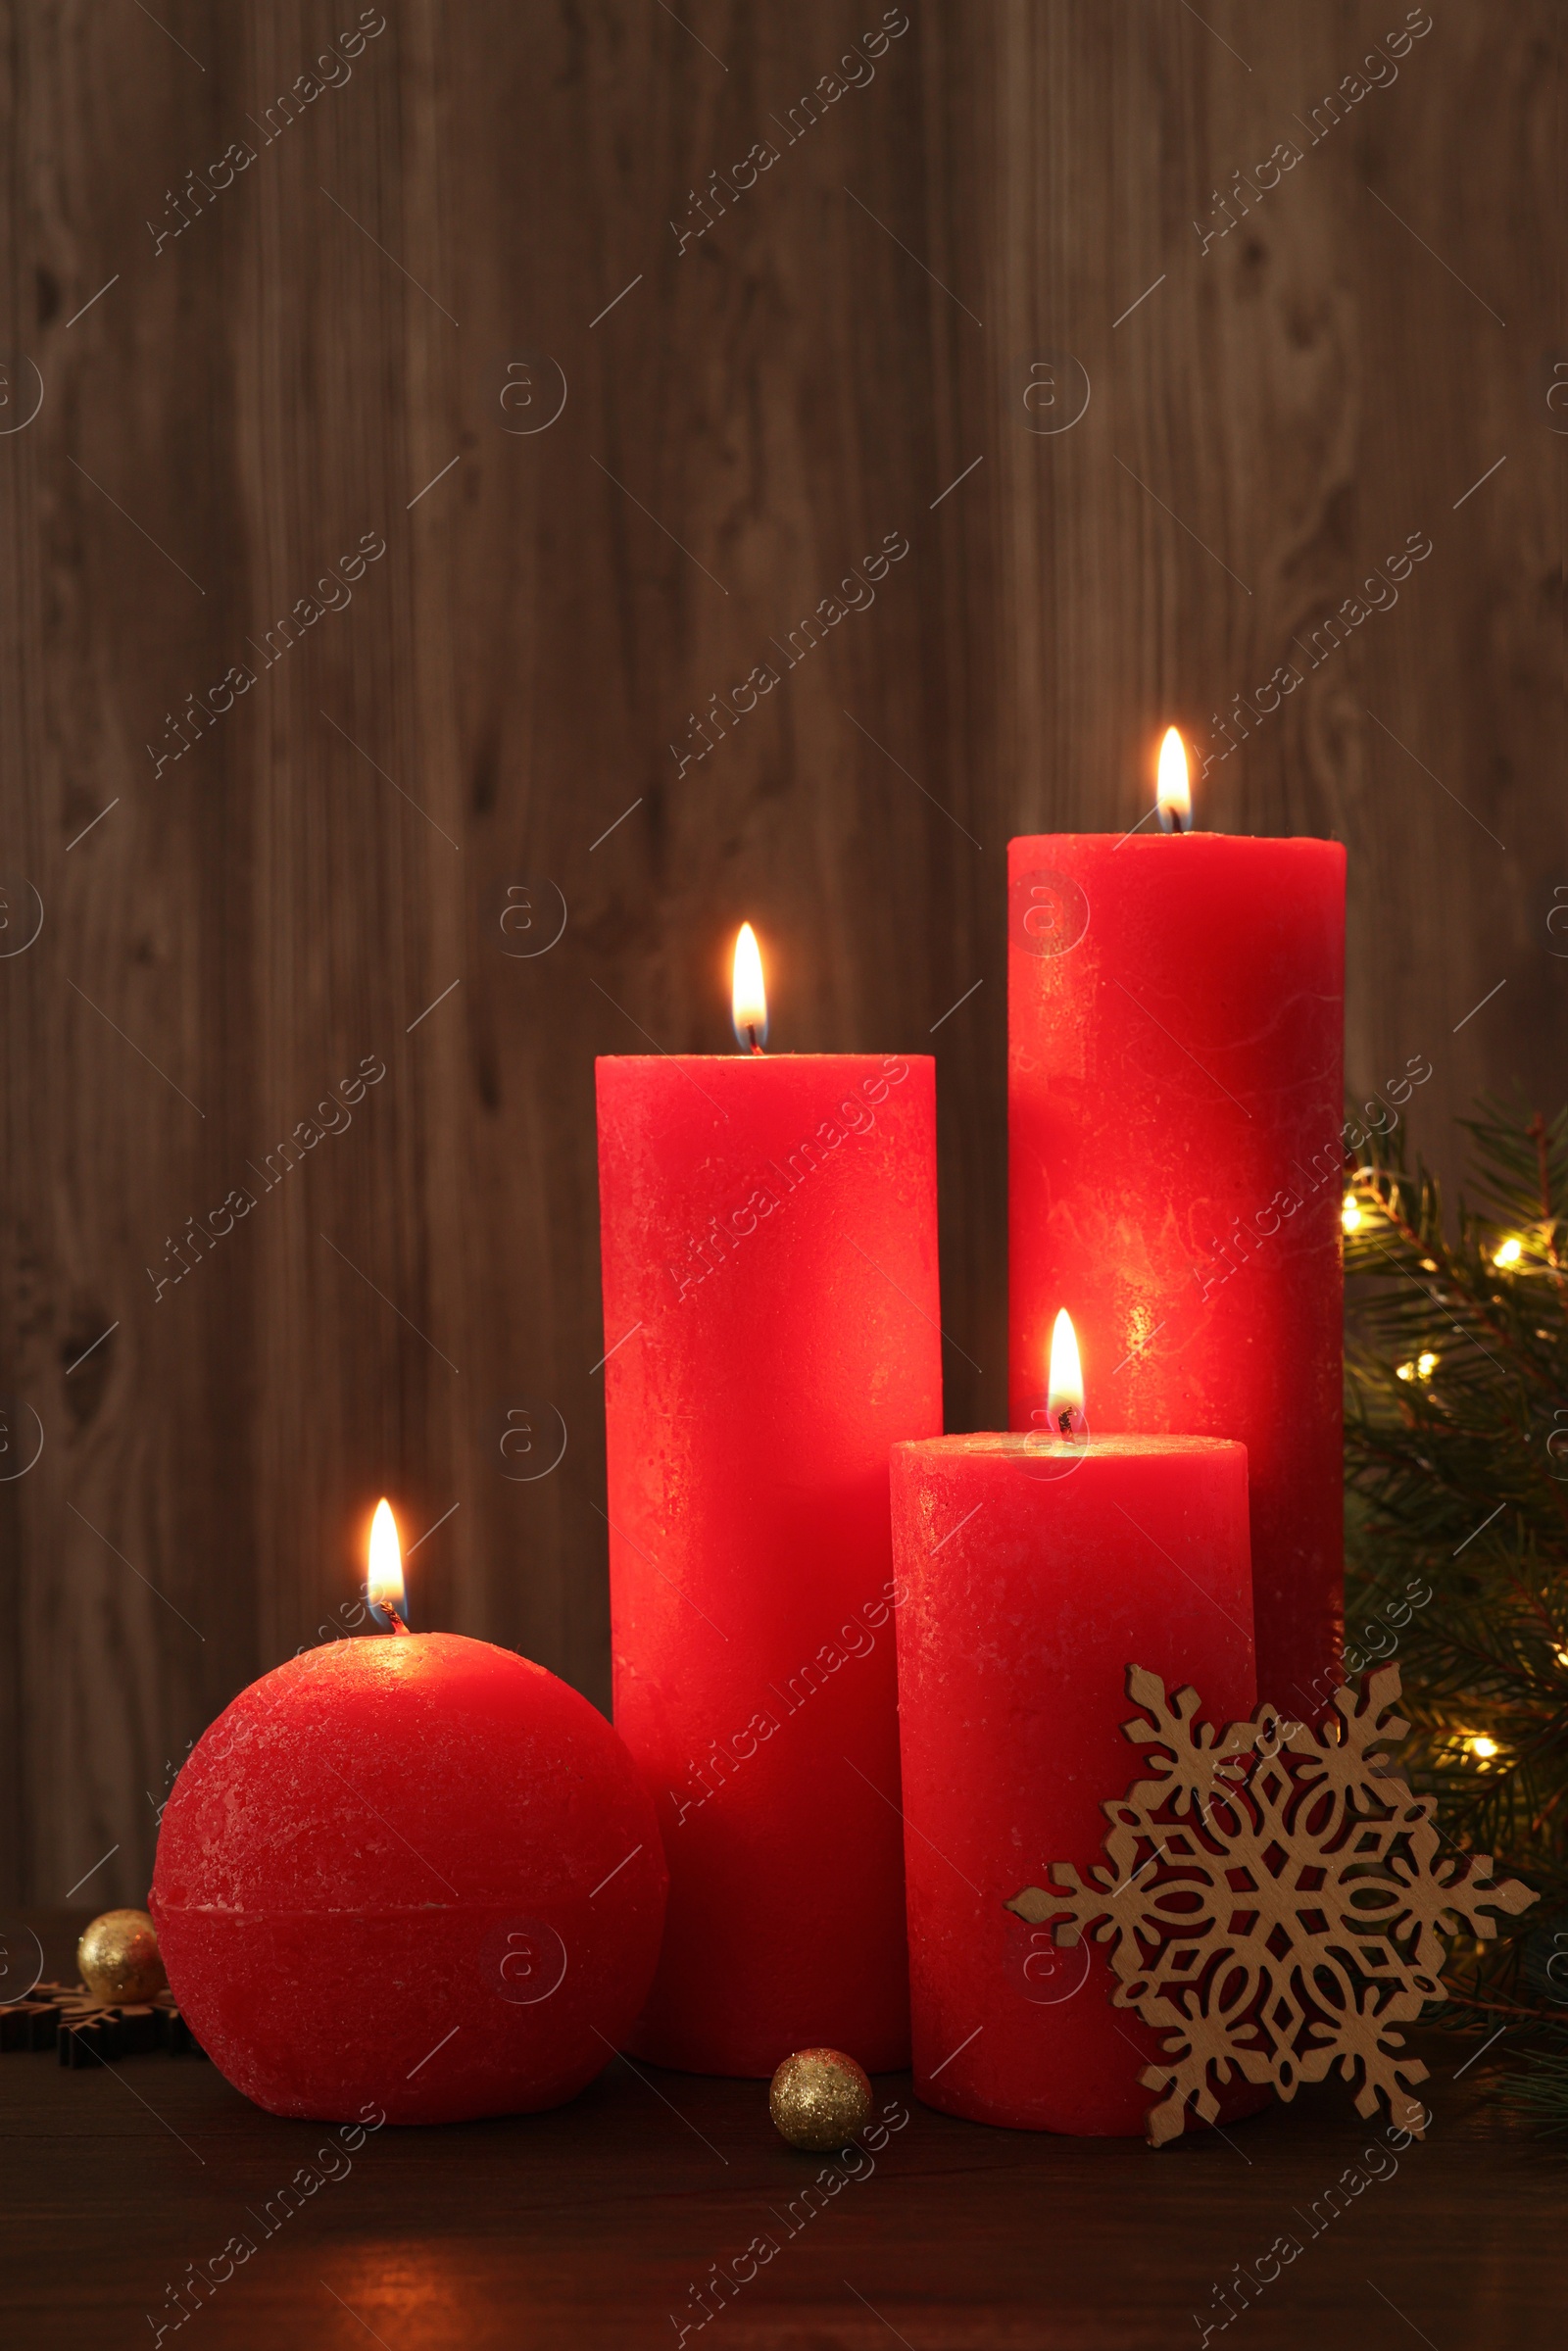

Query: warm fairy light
[
  {"left": 731, "top": 922, "right": 768, "bottom": 1052},
  {"left": 1493, "top": 1237, "right": 1523, "bottom": 1268},
  {"left": 1155, "top": 727, "right": 1192, "bottom": 833},
  {"left": 368, "top": 1497, "right": 406, "bottom": 1621},
  {"left": 1555, "top": 1646, "right": 1568, "bottom": 1671},
  {"left": 1046, "top": 1308, "right": 1087, "bottom": 1438},
  {"left": 1397, "top": 1351, "right": 1439, "bottom": 1384},
  {"left": 1342, "top": 1194, "right": 1362, "bottom": 1234},
  {"left": 1467, "top": 1735, "right": 1500, "bottom": 1763}
]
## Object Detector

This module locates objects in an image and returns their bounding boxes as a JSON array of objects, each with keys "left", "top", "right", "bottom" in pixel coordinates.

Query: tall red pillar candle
[
  {"left": 1008, "top": 738, "right": 1346, "bottom": 1711},
  {"left": 596, "top": 936, "right": 941, "bottom": 2075},
  {"left": 891, "top": 1409, "right": 1254, "bottom": 2134}
]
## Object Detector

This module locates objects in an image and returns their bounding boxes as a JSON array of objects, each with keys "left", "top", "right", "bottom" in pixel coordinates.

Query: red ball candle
[
  {"left": 891, "top": 1325, "right": 1255, "bottom": 2135},
  {"left": 1008, "top": 732, "right": 1346, "bottom": 1712},
  {"left": 596, "top": 927, "right": 942, "bottom": 2075},
  {"left": 151, "top": 1504, "right": 666, "bottom": 2125}
]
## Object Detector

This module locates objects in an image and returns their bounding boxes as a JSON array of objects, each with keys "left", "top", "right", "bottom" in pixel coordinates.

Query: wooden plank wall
[{"left": 1, "top": 1, "right": 1559, "bottom": 1905}]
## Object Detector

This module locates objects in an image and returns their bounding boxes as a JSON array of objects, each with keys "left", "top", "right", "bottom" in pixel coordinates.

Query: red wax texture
[
  {"left": 1008, "top": 834, "right": 1346, "bottom": 1709},
  {"left": 891, "top": 1434, "right": 1255, "bottom": 2135},
  {"left": 596, "top": 1053, "right": 941, "bottom": 2074},
  {"left": 150, "top": 1636, "right": 666, "bottom": 2124}
]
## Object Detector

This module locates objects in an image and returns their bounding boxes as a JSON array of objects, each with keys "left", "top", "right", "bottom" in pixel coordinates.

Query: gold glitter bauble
[
  {"left": 768, "top": 2047, "right": 872, "bottom": 2151},
  {"left": 77, "top": 1910, "right": 166, "bottom": 2006}
]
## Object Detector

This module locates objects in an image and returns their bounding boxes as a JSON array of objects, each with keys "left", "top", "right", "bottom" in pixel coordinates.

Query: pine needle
[{"left": 1344, "top": 1100, "right": 1568, "bottom": 2125}]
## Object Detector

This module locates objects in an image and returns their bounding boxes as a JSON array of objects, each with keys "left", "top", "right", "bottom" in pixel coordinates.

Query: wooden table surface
[{"left": 2, "top": 1912, "right": 1556, "bottom": 2349}]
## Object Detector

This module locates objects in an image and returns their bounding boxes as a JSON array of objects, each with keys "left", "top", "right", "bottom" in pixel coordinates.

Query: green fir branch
[{"left": 1343, "top": 1100, "right": 1568, "bottom": 2124}]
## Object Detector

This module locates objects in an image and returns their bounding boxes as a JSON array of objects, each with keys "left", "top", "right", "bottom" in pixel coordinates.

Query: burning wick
[
  {"left": 368, "top": 1497, "right": 411, "bottom": 1636},
  {"left": 731, "top": 921, "right": 768, "bottom": 1055},
  {"left": 1155, "top": 726, "right": 1192, "bottom": 835},
  {"left": 1046, "top": 1308, "right": 1088, "bottom": 1443}
]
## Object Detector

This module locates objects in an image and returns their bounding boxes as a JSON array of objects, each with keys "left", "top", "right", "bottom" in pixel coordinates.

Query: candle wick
[
  {"left": 745, "top": 1026, "right": 764, "bottom": 1056},
  {"left": 379, "top": 1603, "right": 411, "bottom": 1636}
]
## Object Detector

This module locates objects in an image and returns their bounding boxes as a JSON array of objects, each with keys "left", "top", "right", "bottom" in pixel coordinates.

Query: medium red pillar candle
[
  {"left": 151, "top": 1504, "right": 667, "bottom": 2124},
  {"left": 1008, "top": 731, "right": 1346, "bottom": 1711},
  {"left": 891, "top": 1327, "right": 1254, "bottom": 2134},
  {"left": 596, "top": 927, "right": 942, "bottom": 2074}
]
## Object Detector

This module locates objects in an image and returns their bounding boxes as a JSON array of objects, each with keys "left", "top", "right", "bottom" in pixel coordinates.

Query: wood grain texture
[
  {"left": 2, "top": 1910, "right": 1563, "bottom": 2350},
  {"left": 1, "top": 1, "right": 1562, "bottom": 1906}
]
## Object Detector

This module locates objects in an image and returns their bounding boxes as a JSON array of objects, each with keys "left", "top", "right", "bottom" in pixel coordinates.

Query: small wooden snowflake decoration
[{"left": 1006, "top": 1663, "right": 1537, "bottom": 2146}]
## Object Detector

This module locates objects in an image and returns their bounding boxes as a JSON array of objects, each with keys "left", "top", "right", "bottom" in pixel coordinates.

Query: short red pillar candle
[
  {"left": 596, "top": 928, "right": 942, "bottom": 2075},
  {"left": 891, "top": 1361, "right": 1254, "bottom": 2134},
  {"left": 1008, "top": 733, "right": 1346, "bottom": 1710},
  {"left": 151, "top": 1506, "right": 666, "bottom": 2125}
]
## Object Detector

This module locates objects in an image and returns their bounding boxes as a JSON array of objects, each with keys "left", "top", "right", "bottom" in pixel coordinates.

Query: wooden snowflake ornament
[{"left": 1006, "top": 1663, "right": 1537, "bottom": 2146}]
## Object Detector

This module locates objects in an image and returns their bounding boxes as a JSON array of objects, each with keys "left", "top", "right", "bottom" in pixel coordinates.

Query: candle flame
[
  {"left": 1155, "top": 727, "right": 1192, "bottom": 833},
  {"left": 1047, "top": 1308, "right": 1087, "bottom": 1438},
  {"left": 731, "top": 921, "right": 768, "bottom": 1051},
  {"left": 367, "top": 1497, "right": 406, "bottom": 1620}
]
